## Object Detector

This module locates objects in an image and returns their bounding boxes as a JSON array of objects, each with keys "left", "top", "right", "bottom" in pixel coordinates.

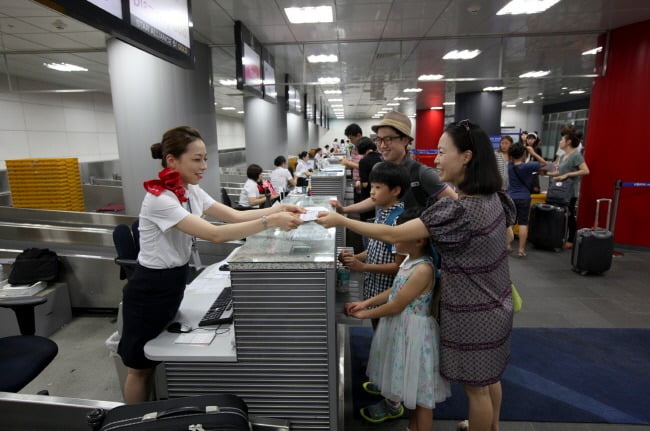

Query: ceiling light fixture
[
  {"left": 403, "top": 88, "right": 422, "bottom": 93},
  {"left": 483, "top": 86, "right": 506, "bottom": 91},
  {"left": 429, "top": 106, "right": 443, "bottom": 110},
  {"left": 522, "top": 99, "right": 535, "bottom": 104},
  {"left": 237, "top": 111, "right": 244, "bottom": 114},
  {"left": 318, "top": 77, "right": 340, "bottom": 84},
  {"left": 446, "top": 78, "right": 478, "bottom": 82},
  {"left": 443, "top": 102, "right": 455, "bottom": 105},
  {"left": 582, "top": 47, "right": 603, "bottom": 56},
  {"left": 285, "top": 6, "right": 333, "bottom": 23},
  {"left": 506, "top": 104, "right": 517, "bottom": 107},
  {"left": 324, "top": 89, "right": 342, "bottom": 94},
  {"left": 519, "top": 70, "right": 550, "bottom": 78},
  {"left": 496, "top": 0, "right": 562, "bottom": 15},
  {"left": 222, "top": 107, "right": 236, "bottom": 110},
  {"left": 569, "top": 89, "right": 586, "bottom": 94},
  {"left": 328, "top": 98, "right": 342, "bottom": 102},
  {"left": 393, "top": 97, "right": 409, "bottom": 101},
  {"left": 219, "top": 79, "right": 236, "bottom": 86},
  {"left": 331, "top": 104, "right": 344, "bottom": 107},
  {"left": 408, "top": 114, "right": 416, "bottom": 118},
  {"left": 43, "top": 62, "right": 88, "bottom": 72},
  {"left": 386, "top": 102, "right": 400, "bottom": 106},
  {"left": 307, "top": 54, "right": 338, "bottom": 63},
  {"left": 418, "top": 74, "right": 444, "bottom": 81},
  {"left": 442, "top": 49, "right": 481, "bottom": 60}
]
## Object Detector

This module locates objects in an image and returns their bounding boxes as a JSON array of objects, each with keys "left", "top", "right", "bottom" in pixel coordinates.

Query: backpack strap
[{"left": 380, "top": 206, "right": 405, "bottom": 252}]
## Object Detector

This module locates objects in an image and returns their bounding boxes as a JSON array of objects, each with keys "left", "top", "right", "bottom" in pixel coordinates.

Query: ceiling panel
[{"left": 335, "top": 2, "right": 392, "bottom": 22}]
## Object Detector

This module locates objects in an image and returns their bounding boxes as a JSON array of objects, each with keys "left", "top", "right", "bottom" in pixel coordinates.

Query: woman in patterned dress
[{"left": 318, "top": 120, "right": 516, "bottom": 431}]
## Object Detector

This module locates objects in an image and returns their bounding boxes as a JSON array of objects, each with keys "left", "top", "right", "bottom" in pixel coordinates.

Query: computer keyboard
[{"left": 198, "top": 286, "right": 234, "bottom": 326}]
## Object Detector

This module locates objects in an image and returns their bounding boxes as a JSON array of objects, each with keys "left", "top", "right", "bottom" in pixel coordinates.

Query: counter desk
[
  {"left": 151, "top": 196, "right": 342, "bottom": 431},
  {"left": 309, "top": 166, "right": 346, "bottom": 247}
]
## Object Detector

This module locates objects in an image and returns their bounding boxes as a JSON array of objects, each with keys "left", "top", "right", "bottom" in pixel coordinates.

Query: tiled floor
[{"left": 20, "top": 243, "right": 650, "bottom": 430}]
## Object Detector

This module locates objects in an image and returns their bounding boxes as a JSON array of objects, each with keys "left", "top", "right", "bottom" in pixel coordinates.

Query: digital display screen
[
  {"left": 263, "top": 60, "right": 276, "bottom": 100},
  {"left": 242, "top": 42, "right": 262, "bottom": 89},
  {"left": 86, "top": 0, "right": 122, "bottom": 18},
  {"left": 129, "top": 0, "right": 190, "bottom": 55}
]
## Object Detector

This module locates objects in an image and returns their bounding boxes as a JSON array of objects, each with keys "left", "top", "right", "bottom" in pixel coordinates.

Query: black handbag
[
  {"left": 546, "top": 177, "right": 574, "bottom": 206},
  {"left": 8, "top": 248, "right": 61, "bottom": 285}
]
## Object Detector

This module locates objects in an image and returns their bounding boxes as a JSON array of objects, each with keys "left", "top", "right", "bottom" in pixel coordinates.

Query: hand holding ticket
[{"left": 300, "top": 207, "right": 329, "bottom": 222}]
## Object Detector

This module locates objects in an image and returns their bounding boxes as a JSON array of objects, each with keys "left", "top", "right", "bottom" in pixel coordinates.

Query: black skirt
[{"left": 118, "top": 263, "right": 189, "bottom": 369}]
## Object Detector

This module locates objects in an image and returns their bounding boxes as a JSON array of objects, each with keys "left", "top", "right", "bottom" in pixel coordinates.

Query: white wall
[
  {"left": 501, "top": 104, "right": 543, "bottom": 137},
  {"left": 216, "top": 114, "right": 245, "bottom": 150},
  {"left": 0, "top": 91, "right": 118, "bottom": 170}
]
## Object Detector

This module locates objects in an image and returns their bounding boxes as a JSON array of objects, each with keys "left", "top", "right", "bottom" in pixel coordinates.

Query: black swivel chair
[
  {"left": 221, "top": 187, "right": 233, "bottom": 208},
  {"left": 0, "top": 296, "right": 58, "bottom": 392},
  {"left": 113, "top": 220, "right": 139, "bottom": 280}
]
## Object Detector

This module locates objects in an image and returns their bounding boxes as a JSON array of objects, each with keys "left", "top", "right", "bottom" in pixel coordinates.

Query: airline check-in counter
[
  {"left": 147, "top": 196, "right": 342, "bottom": 431},
  {"left": 310, "top": 165, "right": 346, "bottom": 248}
]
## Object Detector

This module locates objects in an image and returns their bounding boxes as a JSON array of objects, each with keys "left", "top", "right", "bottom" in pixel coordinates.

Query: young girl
[
  {"left": 318, "top": 120, "right": 516, "bottom": 431},
  {"left": 345, "top": 208, "right": 451, "bottom": 431}
]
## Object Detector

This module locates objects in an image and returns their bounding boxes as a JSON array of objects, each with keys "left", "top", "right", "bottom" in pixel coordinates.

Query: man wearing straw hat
[{"left": 331, "top": 111, "right": 456, "bottom": 215}]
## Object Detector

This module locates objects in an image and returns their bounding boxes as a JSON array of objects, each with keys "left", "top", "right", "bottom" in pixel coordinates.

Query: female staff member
[
  {"left": 295, "top": 151, "right": 312, "bottom": 188},
  {"left": 118, "top": 126, "right": 303, "bottom": 403},
  {"left": 318, "top": 120, "right": 516, "bottom": 431},
  {"left": 550, "top": 125, "right": 589, "bottom": 249}
]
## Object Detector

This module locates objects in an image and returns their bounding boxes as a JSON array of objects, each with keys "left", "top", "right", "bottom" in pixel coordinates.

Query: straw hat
[{"left": 371, "top": 111, "right": 413, "bottom": 140}]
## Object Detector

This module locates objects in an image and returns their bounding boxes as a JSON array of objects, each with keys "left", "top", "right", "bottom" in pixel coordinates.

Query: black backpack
[{"left": 8, "top": 248, "right": 61, "bottom": 285}]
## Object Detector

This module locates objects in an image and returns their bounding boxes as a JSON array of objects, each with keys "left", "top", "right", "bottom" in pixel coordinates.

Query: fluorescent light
[
  {"left": 519, "top": 70, "right": 550, "bottom": 78},
  {"left": 285, "top": 6, "right": 333, "bottom": 23},
  {"left": 522, "top": 99, "right": 535, "bottom": 104},
  {"left": 403, "top": 88, "right": 422, "bottom": 93},
  {"left": 331, "top": 104, "right": 343, "bottom": 107},
  {"left": 386, "top": 102, "right": 400, "bottom": 106},
  {"left": 237, "top": 111, "right": 244, "bottom": 114},
  {"left": 222, "top": 107, "right": 236, "bottom": 110},
  {"left": 43, "top": 62, "right": 88, "bottom": 72},
  {"left": 569, "top": 89, "right": 586, "bottom": 94},
  {"left": 446, "top": 77, "right": 478, "bottom": 82},
  {"left": 393, "top": 97, "right": 409, "bottom": 101},
  {"left": 324, "top": 89, "right": 342, "bottom": 94},
  {"left": 307, "top": 54, "right": 338, "bottom": 63},
  {"left": 496, "top": 0, "right": 562, "bottom": 15},
  {"left": 318, "top": 77, "right": 340, "bottom": 84},
  {"left": 429, "top": 106, "right": 443, "bottom": 110},
  {"left": 561, "top": 86, "right": 568, "bottom": 90},
  {"left": 443, "top": 49, "right": 481, "bottom": 60},
  {"left": 443, "top": 102, "right": 455, "bottom": 106},
  {"left": 418, "top": 74, "right": 444, "bottom": 81},
  {"left": 327, "top": 98, "right": 342, "bottom": 102},
  {"left": 219, "top": 79, "right": 236, "bottom": 86},
  {"left": 408, "top": 114, "right": 416, "bottom": 118},
  {"left": 506, "top": 104, "right": 517, "bottom": 107},
  {"left": 582, "top": 47, "right": 603, "bottom": 56},
  {"left": 483, "top": 86, "right": 506, "bottom": 91}
]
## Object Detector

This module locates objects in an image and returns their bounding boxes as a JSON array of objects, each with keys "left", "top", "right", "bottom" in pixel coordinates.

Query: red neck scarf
[{"left": 143, "top": 168, "right": 188, "bottom": 203}]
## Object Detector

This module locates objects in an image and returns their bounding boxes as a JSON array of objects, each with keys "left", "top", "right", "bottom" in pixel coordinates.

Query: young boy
[{"left": 340, "top": 161, "right": 410, "bottom": 330}]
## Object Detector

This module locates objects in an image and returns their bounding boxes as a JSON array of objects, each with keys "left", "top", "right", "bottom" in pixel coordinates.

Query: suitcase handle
[
  {"left": 147, "top": 406, "right": 205, "bottom": 420},
  {"left": 594, "top": 198, "right": 612, "bottom": 230}
]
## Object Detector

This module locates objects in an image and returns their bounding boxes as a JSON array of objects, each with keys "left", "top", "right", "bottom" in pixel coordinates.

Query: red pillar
[
  {"left": 414, "top": 109, "right": 444, "bottom": 167},
  {"left": 580, "top": 20, "right": 650, "bottom": 246}
]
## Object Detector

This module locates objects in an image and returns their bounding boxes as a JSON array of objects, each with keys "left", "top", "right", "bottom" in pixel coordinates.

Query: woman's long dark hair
[{"left": 445, "top": 120, "right": 502, "bottom": 195}]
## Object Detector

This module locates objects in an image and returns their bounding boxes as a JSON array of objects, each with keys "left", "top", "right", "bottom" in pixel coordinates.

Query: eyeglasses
[
  {"left": 457, "top": 119, "right": 475, "bottom": 149},
  {"left": 373, "top": 135, "right": 402, "bottom": 145}
]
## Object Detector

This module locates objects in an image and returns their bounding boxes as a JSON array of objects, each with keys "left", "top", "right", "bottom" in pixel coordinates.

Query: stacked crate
[{"left": 6, "top": 158, "right": 85, "bottom": 211}]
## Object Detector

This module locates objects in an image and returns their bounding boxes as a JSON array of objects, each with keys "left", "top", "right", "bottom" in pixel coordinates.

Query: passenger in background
[
  {"left": 318, "top": 120, "right": 516, "bottom": 431},
  {"left": 341, "top": 123, "right": 365, "bottom": 202},
  {"left": 295, "top": 151, "right": 312, "bottom": 188},
  {"left": 507, "top": 142, "right": 547, "bottom": 257},
  {"left": 345, "top": 207, "right": 451, "bottom": 430},
  {"left": 270, "top": 156, "right": 296, "bottom": 198},
  {"left": 238, "top": 164, "right": 277, "bottom": 209},
  {"left": 549, "top": 125, "right": 590, "bottom": 249},
  {"left": 495, "top": 135, "right": 513, "bottom": 190},
  {"left": 524, "top": 132, "right": 543, "bottom": 193},
  {"left": 517, "top": 130, "right": 528, "bottom": 145},
  {"left": 119, "top": 126, "right": 303, "bottom": 403},
  {"left": 357, "top": 137, "right": 382, "bottom": 222}
]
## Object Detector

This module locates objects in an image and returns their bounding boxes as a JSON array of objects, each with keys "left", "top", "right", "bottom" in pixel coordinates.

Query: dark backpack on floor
[{"left": 8, "top": 248, "right": 61, "bottom": 285}]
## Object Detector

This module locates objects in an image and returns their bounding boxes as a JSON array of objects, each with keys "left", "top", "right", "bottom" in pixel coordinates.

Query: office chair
[
  {"left": 113, "top": 222, "right": 138, "bottom": 280},
  {"left": 0, "top": 296, "right": 58, "bottom": 392},
  {"left": 221, "top": 187, "right": 233, "bottom": 208}
]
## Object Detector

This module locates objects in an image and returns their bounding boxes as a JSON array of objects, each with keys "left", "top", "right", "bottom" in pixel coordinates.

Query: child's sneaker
[
  {"left": 362, "top": 381, "right": 381, "bottom": 395},
  {"left": 360, "top": 399, "right": 404, "bottom": 423}
]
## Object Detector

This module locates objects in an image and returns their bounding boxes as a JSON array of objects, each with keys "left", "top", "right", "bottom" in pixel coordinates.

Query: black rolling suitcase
[
  {"left": 528, "top": 203, "right": 568, "bottom": 250},
  {"left": 89, "top": 394, "right": 249, "bottom": 431},
  {"left": 572, "top": 198, "right": 614, "bottom": 275}
]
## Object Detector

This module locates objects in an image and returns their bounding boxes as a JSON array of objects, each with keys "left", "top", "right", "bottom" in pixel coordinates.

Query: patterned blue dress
[{"left": 366, "top": 255, "right": 451, "bottom": 409}]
